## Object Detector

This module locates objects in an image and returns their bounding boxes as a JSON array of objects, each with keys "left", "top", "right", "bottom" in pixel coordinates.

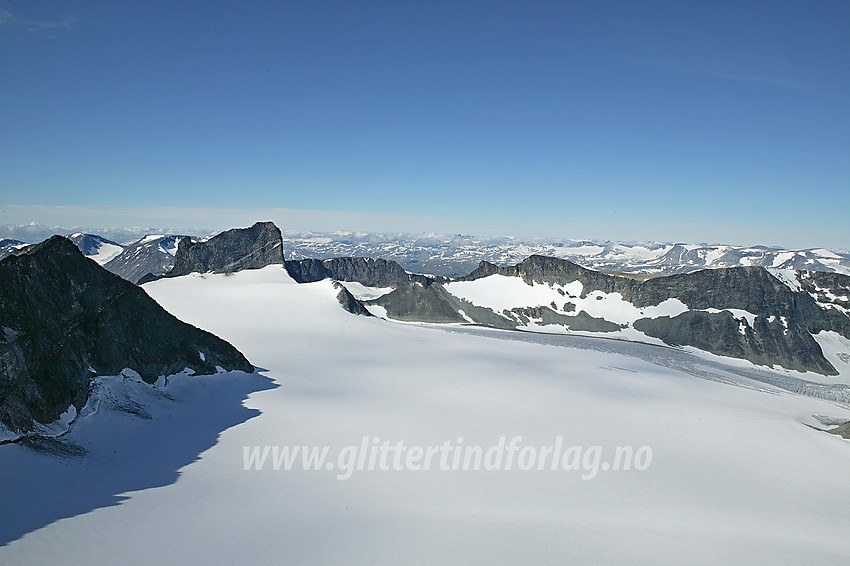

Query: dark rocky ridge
[
  {"left": 0, "top": 236, "right": 253, "bottom": 435},
  {"left": 369, "top": 282, "right": 521, "bottom": 327},
  {"left": 70, "top": 220, "right": 842, "bottom": 378},
  {"left": 509, "top": 306, "right": 621, "bottom": 333},
  {"left": 632, "top": 312, "right": 831, "bottom": 374},
  {"left": 799, "top": 271, "right": 850, "bottom": 336},
  {"left": 286, "top": 256, "right": 439, "bottom": 287},
  {"left": 369, "top": 255, "right": 850, "bottom": 375},
  {"left": 149, "top": 222, "right": 284, "bottom": 281},
  {"left": 333, "top": 283, "right": 373, "bottom": 316},
  {"left": 369, "top": 283, "right": 468, "bottom": 324},
  {"left": 827, "top": 420, "right": 850, "bottom": 439}
]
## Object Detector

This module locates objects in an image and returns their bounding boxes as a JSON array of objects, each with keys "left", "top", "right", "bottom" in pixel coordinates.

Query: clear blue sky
[{"left": 1, "top": 1, "right": 848, "bottom": 247}]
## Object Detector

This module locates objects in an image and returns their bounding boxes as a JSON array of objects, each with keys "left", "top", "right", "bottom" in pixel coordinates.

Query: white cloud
[
  {"left": 0, "top": 9, "right": 14, "bottom": 26},
  {"left": 0, "top": 8, "right": 77, "bottom": 32}
]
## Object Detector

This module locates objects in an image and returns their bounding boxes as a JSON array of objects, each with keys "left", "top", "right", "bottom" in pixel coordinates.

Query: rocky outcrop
[
  {"left": 370, "top": 255, "right": 850, "bottom": 375},
  {"left": 460, "top": 256, "right": 590, "bottom": 285},
  {"left": 827, "top": 420, "right": 850, "bottom": 439},
  {"left": 510, "top": 306, "right": 622, "bottom": 333},
  {"left": 369, "top": 282, "right": 515, "bottom": 326},
  {"left": 633, "top": 311, "right": 834, "bottom": 374},
  {"left": 0, "top": 236, "right": 253, "bottom": 436},
  {"left": 798, "top": 271, "right": 850, "bottom": 337},
  {"left": 463, "top": 256, "right": 846, "bottom": 324},
  {"left": 158, "top": 222, "right": 284, "bottom": 279},
  {"left": 286, "top": 257, "right": 414, "bottom": 287},
  {"left": 284, "top": 258, "right": 330, "bottom": 283},
  {"left": 218, "top": 245, "right": 847, "bottom": 374},
  {"left": 333, "top": 283, "right": 373, "bottom": 316},
  {"left": 369, "top": 283, "right": 467, "bottom": 324}
]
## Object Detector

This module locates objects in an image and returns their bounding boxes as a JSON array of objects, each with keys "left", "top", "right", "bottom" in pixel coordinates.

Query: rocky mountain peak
[
  {"left": 366, "top": 254, "right": 850, "bottom": 376},
  {"left": 163, "top": 221, "right": 284, "bottom": 278},
  {"left": 0, "top": 236, "right": 253, "bottom": 436},
  {"left": 286, "top": 256, "right": 411, "bottom": 287}
]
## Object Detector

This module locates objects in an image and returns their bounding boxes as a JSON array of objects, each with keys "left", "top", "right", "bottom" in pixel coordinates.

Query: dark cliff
[
  {"left": 374, "top": 255, "right": 849, "bottom": 375},
  {"left": 0, "top": 236, "right": 253, "bottom": 435},
  {"left": 161, "top": 221, "right": 284, "bottom": 279},
  {"left": 286, "top": 256, "right": 419, "bottom": 287}
]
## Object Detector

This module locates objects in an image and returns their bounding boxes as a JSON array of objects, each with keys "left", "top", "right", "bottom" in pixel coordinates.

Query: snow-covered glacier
[{"left": 1, "top": 265, "right": 849, "bottom": 564}]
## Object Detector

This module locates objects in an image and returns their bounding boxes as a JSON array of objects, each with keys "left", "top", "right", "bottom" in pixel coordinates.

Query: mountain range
[
  {"left": 3, "top": 226, "right": 849, "bottom": 280},
  {"left": 282, "top": 232, "right": 850, "bottom": 277},
  {"left": 3, "top": 222, "right": 849, "bottom": 563},
  {"left": 3, "top": 221, "right": 849, "bottom": 441},
  {"left": 353, "top": 256, "right": 850, "bottom": 377}
]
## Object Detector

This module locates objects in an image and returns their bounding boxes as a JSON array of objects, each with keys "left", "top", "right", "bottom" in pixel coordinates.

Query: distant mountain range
[
  {"left": 102, "top": 234, "right": 187, "bottom": 284},
  {"left": 3, "top": 226, "right": 849, "bottom": 281},
  {"left": 1, "top": 233, "right": 188, "bottom": 284},
  {"left": 283, "top": 232, "right": 850, "bottom": 277}
]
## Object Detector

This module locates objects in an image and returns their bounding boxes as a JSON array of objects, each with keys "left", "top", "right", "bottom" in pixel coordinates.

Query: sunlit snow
[{"left": 2, "top": 265, "right": 849, "bottom": 565}]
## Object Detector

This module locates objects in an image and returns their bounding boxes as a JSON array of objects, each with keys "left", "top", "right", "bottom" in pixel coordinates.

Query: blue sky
[{"left": 1, "top": 1, "right": 848, "bottom": 247}]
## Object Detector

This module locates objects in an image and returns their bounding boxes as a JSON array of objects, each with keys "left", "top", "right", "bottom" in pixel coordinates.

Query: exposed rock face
[
  {"left": 163, "top": 222, "right": 284, "bottom": 279},
  {"left": 369, "top": 255, "right": 850, "bottom": 375},
  {"left": 333, "top": 283, "right": 373, "bottom": 316},
  {"left": 286, "top": 257, "right": 413, "bottom": 287},
  {"left": 509, "top": 306, "right": 621, "bottom": 333},
  {"left": 0, "top": 236, "right": 253, "bottom": 436},
  {"left": 633, "top": 311, "right": 832, "bottom": 374},
  {"left": 460, "top": 256, "right": 590, "bottom": 285},
  {"left": 827, "top": 420, "right": 850, "bottom": 439},
  {"left": 802, "top": 271, "right": 850, "bottom": 304},
  {"left": 798, "top": 271, "right": 850, "bottom": 336},
  {"left": 284, "top": 258, "right": 329, "bottom": 283},
  {"left": 370, "top": 283, "right": 467, "bottom": 324},
  {"left": 370, "top": 282, "right": 515, "bottom": 326}
]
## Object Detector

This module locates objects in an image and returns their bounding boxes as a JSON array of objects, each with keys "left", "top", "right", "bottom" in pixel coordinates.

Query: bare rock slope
[{"left": 0, "top": 237, "right": 253, "bottom": 437}]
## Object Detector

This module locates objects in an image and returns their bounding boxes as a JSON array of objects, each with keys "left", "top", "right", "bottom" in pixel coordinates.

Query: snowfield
[
  {"left": 1, "top": 265, "right": 849, "bottom": 564},
  {"left": 338, "top": 281, "right": 395, "bottom": 300},
  {"left": 444, "top": 274, "right": 690, "bottom": 325},
  {"left": 88, "top": 241, "right": 123, "bottom": 264}
]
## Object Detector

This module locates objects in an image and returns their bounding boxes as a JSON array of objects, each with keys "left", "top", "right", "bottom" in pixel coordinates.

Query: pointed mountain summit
[{"left": 0, "top": 236, "right": 253, "bottom": 436}]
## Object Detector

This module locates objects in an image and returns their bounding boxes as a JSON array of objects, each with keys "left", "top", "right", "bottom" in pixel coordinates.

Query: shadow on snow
[{"left": 0, "top": 370, "right": 277, "bottom": 546}]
